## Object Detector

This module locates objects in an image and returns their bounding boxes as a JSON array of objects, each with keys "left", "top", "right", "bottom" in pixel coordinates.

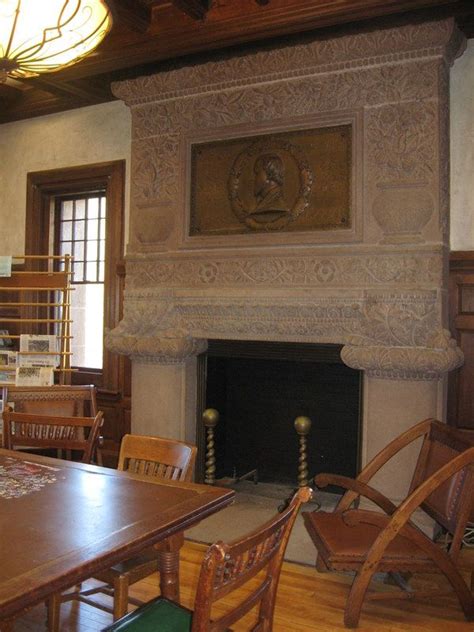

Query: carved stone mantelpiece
[
  {"left": 110, "top": 17, "right": 464, "bottom": 373},
  {"left": 110, "top": 20, "right": 466, "bottom": 499}
]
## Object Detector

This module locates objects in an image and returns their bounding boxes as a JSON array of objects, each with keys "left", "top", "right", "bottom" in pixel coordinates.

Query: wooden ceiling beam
[
  {"left": 50, "top": 0, "right": 466, "bottom": 82},
  {"left": 0, "top": 82, "right": 22, "bottom": 103},
  {"left": 172, "top": 0, "right": 211, "bottom": 20},
  {"left": 109, "top": 0, "right": 152, "bottom": 32},
  {"left": 18, "top": 77, "right": 110, "bottom": 104}
]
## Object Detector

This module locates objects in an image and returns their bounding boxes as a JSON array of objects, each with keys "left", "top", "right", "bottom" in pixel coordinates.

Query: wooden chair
[
  {"left": 303, "top": 418, "right": 474, "bottom": 628},
  {"left": 50, "top": 434, "right": 197, "bottom": 628},
  {"left": 2, "top": 407, "right": 104, "bottom": 464},
  {"left": 2, "top": 384, "right": 98, "bottom": 417},
  {"left": 101, "top": 486, "right": 311, "bottom": 632},
  {"left": 1, "top": 384, "right": 103, "bottom": 463}
]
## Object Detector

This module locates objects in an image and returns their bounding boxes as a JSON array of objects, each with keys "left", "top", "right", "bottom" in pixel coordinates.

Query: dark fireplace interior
[{"left": 197, "top": 341, "right": 362, "bottom": 488}]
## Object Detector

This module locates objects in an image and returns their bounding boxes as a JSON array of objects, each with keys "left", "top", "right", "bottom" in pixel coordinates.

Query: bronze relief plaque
[{"left": 189, "top": 125, "right": 352, "bottom": 236}]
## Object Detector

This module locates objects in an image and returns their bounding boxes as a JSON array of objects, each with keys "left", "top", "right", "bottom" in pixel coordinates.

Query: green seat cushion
[{"left": 103, "top": 597, "right": 192, "bottom": 632}]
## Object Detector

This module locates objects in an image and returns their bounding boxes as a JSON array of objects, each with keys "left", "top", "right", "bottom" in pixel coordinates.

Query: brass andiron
[
  {"left": 203, "top": 408, "right": 219, "bottom": 485},
  {"left": 279, "top": 415, "right": 316, "bottom": 511},
  {"left": 294, "top": 415, "right": 312, "bottom": 487}
]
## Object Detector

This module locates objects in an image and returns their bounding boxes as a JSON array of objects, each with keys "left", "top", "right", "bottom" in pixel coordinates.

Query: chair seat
[
  {"left": 304, "top": 510, "right": 434, "bottom": 571},
  {"left": 103, "top": 597, "right": 192, "bottom": 631}
]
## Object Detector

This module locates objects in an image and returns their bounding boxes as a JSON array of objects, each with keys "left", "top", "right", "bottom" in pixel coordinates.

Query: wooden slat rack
[{"left": 0, "top": 254, "right": 73, "bottom": 386}]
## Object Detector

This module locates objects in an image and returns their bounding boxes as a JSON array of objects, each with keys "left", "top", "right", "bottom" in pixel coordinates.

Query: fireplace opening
[{"left": 197, "top": 341, "right": 362, "bottom": 488}]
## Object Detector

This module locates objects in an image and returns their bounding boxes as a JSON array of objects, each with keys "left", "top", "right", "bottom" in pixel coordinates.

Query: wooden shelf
[{"left": 0, "top": 255, "right": 73, "bottom": 386}]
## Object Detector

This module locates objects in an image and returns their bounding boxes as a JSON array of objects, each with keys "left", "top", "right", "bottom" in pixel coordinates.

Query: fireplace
[
  {"left": 198, "top": 341, "right": 361, "bottom": 486},
  {"left": 107, "top": 18, "right": 465, "bottom": 504}
]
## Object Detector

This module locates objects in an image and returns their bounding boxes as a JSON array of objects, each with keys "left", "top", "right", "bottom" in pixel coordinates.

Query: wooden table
[{"left": 0, "top": 448, "right": 234, "bottom": 624}]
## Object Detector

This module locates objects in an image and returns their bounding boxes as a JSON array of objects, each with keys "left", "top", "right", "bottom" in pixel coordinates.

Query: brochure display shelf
[{"left": 0, "top": 254, "right": 73, "bottom": 389}]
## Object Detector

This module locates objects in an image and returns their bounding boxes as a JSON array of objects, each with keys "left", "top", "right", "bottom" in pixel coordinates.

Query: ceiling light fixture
[{"left": 0, "top": 0, "right": 112, "bottom": 82}]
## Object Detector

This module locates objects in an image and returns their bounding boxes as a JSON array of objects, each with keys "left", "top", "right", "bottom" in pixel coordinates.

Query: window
[
  {"left": 25, "top": 161, "right": 125, "bottom": 391},
  {"left": 56, "top": 192, "right": 107, "bottom": 369}
]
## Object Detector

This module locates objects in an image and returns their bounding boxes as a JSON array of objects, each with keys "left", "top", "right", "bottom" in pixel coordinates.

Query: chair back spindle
[{"left": 3, "top": 407, "right": 104, "bottom": 464}]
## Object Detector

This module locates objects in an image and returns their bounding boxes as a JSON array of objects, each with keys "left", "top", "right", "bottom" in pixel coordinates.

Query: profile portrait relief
[
  {"left": 190, "top": 125, "right": 352, "bottom": 236},
  {"left": 250, "top": 153, "right": 290, "bottom": 224}
]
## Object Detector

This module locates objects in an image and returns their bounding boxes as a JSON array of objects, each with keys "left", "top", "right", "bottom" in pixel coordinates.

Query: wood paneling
[{"left": 448, "top": 251, "right": 474, "bottom": 431}]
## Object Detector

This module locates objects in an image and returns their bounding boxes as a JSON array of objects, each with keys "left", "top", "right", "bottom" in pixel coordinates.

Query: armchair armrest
[
  {"left": 315, "top": 473, "right": 397, "bottom": 515},
  {"left": 361, "top": 446, "right": 474, "bottom": 577},
  {"left": 337, "top": 418, "right": 434, "bottom": 511}
]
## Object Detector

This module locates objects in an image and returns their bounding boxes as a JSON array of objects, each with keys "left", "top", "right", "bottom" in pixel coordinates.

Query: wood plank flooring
[{"left": 10, "top": 541, "right": 474, "bottom": 631}]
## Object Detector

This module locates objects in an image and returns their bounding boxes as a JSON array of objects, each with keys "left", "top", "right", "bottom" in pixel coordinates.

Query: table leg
[{"left": 155, "top": 532, "right": 184, "bottom": 602}]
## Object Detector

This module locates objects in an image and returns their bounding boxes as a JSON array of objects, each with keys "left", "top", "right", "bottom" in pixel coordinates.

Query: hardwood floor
[{"left": 11, "top": 541, "right": 474, "bottom": 631}]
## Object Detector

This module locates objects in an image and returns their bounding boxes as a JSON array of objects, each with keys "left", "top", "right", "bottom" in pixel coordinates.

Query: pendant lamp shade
[{"left": 0, "top": 0, "right": 112, "bottom": 81}]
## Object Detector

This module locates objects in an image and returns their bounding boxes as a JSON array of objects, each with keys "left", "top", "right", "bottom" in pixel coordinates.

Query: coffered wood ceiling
[{"left": 1, "top": 0, "right": 473, "bottom": 124}]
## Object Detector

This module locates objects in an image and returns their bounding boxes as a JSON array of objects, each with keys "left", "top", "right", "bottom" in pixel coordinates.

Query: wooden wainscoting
[{"left": 448, "top": 251, "right": 474, "bottom": 431}]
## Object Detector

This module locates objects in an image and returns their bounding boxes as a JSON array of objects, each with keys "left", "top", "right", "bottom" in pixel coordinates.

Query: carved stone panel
[{"left": 109, "top": 18, "right": 465, "bottom": 381}]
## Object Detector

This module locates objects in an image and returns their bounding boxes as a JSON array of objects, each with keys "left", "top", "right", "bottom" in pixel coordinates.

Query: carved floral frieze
[
  {"left": 112, "top": 20, "right": 461, "bottom": 107},
  {"left": 124, "top": 253, "right": 443, "bottom": 289},
  {"left": 129, "top": 61, "right": 440, "bottom": 141}
]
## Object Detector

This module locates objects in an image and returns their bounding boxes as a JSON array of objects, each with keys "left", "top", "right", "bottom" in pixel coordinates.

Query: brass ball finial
[
  {"left": 202, "top": 408, "right": 220, "bottom": 428},
  {"left": 294, "top": 415, "right": 312, "bottom": 435}
]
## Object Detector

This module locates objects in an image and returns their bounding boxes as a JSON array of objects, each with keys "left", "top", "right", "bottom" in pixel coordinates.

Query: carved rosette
[{"left": 341, "top": 330, "right": 464, "bottom": 380}]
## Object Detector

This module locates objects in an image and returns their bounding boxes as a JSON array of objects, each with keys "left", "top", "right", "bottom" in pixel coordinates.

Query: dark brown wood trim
[
  {"left": 448, "top": 250, "right": 474, "bottom": 430},
  {"left": 450, "top": 250, "right": 474, "bottom": 271},
  {"left": 25, "top": 161, "right": 125, "bottom": 393}
]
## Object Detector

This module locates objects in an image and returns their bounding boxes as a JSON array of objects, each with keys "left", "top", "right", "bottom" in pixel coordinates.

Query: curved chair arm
[
  {"left": 341, "top": 447, "right": 474, "bottom": 628},
  {"left": 314, "top": 473, "right": 397, "bottom": 515},
  {"left": 337, "top": 418, "right": 434, "bottom": 512},
  {"left": 356, "top": 447, "right": 474, "bottom": 588}
]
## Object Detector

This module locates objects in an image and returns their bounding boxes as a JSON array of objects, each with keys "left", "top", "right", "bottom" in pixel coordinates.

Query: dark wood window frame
[{"left": 25, "top": 161, "right": 125, "bottom": 395}]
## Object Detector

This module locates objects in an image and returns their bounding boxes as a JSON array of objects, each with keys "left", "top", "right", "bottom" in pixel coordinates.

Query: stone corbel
[
  {"left": 106, "top": 326, "right": 207, "bottom": 364},
  {"left": 341, "top": 329, "right": 463, "bottom": 380}
]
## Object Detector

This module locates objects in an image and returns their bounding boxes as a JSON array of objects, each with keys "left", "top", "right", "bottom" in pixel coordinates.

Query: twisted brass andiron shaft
[
  {"left": 294, "top": 416, "right": 312, "bottom": 488},
  {"left": 203, "top": 408, "right": 219, "bottom": 485}
]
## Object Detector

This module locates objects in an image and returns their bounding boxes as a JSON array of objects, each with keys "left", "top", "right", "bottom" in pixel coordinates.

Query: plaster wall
[
  {"left": 0, "top": 100, "right": 132, "bottom": 255},
  {"left": 450, "top": 38, "right": 474, "bottom": 251}
]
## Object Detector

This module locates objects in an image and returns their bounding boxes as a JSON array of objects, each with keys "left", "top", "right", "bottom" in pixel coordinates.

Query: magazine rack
[{"left": 0, "top": 254, "right": 73, "bottom": 387}]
